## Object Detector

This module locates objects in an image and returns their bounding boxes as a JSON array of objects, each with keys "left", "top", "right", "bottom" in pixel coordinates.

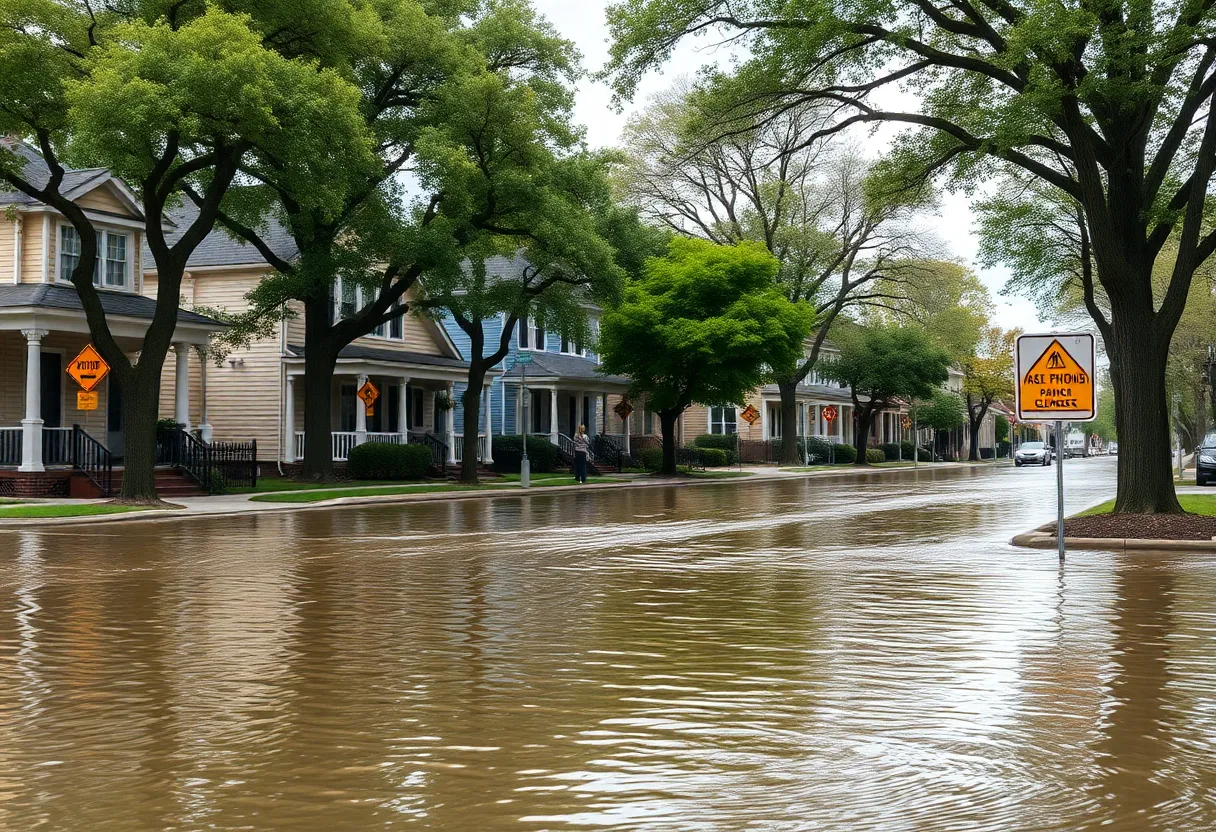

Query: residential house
[
  {"left": 0, "top": 140, "right": 223, "bottom": 496},
  {"left": 143, "top": 210, "right": 470, "bottom": 468},
  {"left": 440, "top": 256, "right": 632, "bottom": 459}
]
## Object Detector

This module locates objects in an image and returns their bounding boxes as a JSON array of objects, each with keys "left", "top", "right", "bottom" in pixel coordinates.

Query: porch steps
[{"left": 108, "top": 467, "right": 208, "bottom": 498}]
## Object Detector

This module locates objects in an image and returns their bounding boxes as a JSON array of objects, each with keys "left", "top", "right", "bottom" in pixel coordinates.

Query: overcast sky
[{"left": 533, "top": 0, "right": 1047, "bottom": 333}]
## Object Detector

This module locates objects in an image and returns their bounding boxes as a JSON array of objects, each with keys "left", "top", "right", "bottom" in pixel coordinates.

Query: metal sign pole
[
  {"left": 1056, "top": 419, "right": 1065, "bottom": 562},
  {"left": 520, "top": 358, "right": 530, "bottom": 489}
]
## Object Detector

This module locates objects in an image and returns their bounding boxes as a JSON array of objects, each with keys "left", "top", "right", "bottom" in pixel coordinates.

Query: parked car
[
  {"left": 1015, "top": 441, "right": 1053, "bottom": 467},
  {"left": 1196, "top": 433, "right": 1216, "bottom": 486},
  {"left": 1108, "top": 441, "right": 1118, "bottom": 455}
]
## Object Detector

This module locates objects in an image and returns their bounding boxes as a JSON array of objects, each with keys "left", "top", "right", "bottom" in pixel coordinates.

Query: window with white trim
[
  {"left": 333, "top": 278, "right": 407, "bottom": 341},
  {"left": 560, "top": 334, "right": 585, "bottom": 356},
  {"left": 710, "top": 406, "right": 737, "bottom": 435},
  {"left": 59, "top": 225, "right": 131, "bottom": 288},
  {"left": 528, "top": 318, "right": 545, "bottom": 351}
]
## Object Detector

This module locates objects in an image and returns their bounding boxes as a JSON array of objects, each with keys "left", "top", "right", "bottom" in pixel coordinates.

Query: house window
[
  {"left": 529, "top": 319, "right": 545, "bottom": 351},
  {"left": 518, "top": 315, "right": 529, "bottom": 348},
  {"left": 710, "top": 406, "right": 737, "bottom": 435},
  {"left": 389, "top": 303, "right": 403, "bottom": 339},
  {"left": 339, "top": 279, "right": 357, "bottom": 319},
  {"left": 409, "top": 388, "right": 425, "bottom": 430},
  {"left": 59, "top": 226, "right": 130, "bottom": 287}
]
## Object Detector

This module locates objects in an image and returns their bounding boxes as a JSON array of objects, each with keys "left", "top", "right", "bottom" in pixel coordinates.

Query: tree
[
  {"left": 0, "top": 4, "right": 366, "bottom": 501},
  {"left": 823, "top": 324, "right": 951, "bottom": 465},
  {"left": 616, "top": 80, "right": 934, "bottom": 465},
  {"left": 604, "top": 0, "right": 1216, "bottom": 512},
  {"left": 206, "top": 0, "right": 583, "bottom": 481},
  {"left": 913, "top": 390, "right": 968, "bottom": 460},
  {"left": 962, "top": 326, "right": 1016, "bottom": 461},
  {"left": 416, "top": 179, "right": 638, "bottom": 484},
  {"left": 871, "top": 260, "right": 991, "bottom": 363},
  {"left": 599, "top": 238, "right": 814, "bottom": 475}
]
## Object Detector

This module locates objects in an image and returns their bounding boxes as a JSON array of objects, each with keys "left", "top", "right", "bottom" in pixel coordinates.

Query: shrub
[
  {"left": 900, "top": 440, "right": 917, "bottom": 459},
  {"left": 879, "top": 442, "right": 903, "bottom": 461},
  {"left": 693, "top": 433, "right": 738, "bottom": 451},
  {"left": 347, "top": 442, "right": 433, "bottom": 480},
  {"left": 802, "top": 436, "right": 833, "bottom": 464},
  {"left": 491, "top": 435, "right": 561, "bottom": 474},
  {"left": 639, "top": 446, "right": 664, "bottom": 471},
  {"left": 997, "top": 440, "right": 1011, "bottom": 457},
  {"left": 698, "top": 447, "right": 729, "bottom": 467},
  {"left": 865, "top": 448, "right": 886, "bottom": 464},
  {"left": 832, "top": 443, "right": 856, "bottom": 464}
]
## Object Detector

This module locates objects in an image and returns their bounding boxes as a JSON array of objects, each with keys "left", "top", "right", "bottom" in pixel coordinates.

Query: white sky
[{"left": 534, "top": 0, "right": 1047, "bottom": 333}]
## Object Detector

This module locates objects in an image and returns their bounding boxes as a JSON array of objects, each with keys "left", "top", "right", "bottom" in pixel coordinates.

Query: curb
[
  {"left": 0, "top": 459, "right": 986, "bottom": 532},
  {"left": 1010, "top": 527, "right": 1216, "bottom": 553}
]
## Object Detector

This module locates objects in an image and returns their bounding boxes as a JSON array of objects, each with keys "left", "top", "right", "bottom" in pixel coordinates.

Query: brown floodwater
[{"left": 2, "top": 458, "right": 1215, "bottom": 830}]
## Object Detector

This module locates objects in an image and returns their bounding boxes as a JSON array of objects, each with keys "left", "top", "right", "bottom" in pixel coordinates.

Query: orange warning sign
[
  {"left": 1015, "top": 334, "right": 1096, "bottom": 421},
  {"left": 741, "top": 404, "right": 760, "bottom": 425},
  {"left": 67, "top": 344, "right": 110, "bottom": 392}
]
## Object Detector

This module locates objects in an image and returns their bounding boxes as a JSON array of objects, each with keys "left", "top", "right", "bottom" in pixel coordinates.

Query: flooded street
[{"left": 2, "top": 458, "right": 1215, "bottom": 830}]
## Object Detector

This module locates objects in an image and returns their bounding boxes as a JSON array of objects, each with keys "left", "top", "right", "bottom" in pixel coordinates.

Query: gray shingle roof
[
  {"left": 288, "top": 343, "right": 468, "bottom": 370},
  {"left": 759, "top": 382, "right": 854, "bottom": 403},
  {"left": 150, "top": 202, "right": 299, "bottom": 269},
  {"left": 502, "top": 350, "right": 630, "bottom": 386},
  {"left": 1, "top": 141, "right": 114, "bottom": 205},
  {"left": 0, "top": 283, "right": 224, "bottom": 326}
]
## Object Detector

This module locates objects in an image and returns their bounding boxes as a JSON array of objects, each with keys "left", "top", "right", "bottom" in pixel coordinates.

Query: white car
[{"left": 1015, "top": 441, "right": 1053, "bottom": 467}]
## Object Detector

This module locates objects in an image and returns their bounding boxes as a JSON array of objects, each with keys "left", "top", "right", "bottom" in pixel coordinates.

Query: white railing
[
  {"left": 292, "top": 431, "right": 406, "bottom": 462},
  {"left": 452, "top": 433, "right": 489, "bottom": 463}
]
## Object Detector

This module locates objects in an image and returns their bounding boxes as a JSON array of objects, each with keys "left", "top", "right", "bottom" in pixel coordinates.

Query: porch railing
[
  {"left": 0, "top": 427, "right": 20, "bottom": 465},
  {"left": 156, "top": 427, "right": 256, "bottom": 494},
  {"left": 408, "top": 431, "right": 448, "bottom": 474},
  {"left": 294, "top": 431, "right": 411, "bottom": 462},
  {"left": 452, "top": 433, "right": 489, "bottom": 463},
  {"left": 72, "top": 425, "right": 113, "bottom": 496},
  {"left": 43, "top": 427, "right": 73, "bottom": 465}
]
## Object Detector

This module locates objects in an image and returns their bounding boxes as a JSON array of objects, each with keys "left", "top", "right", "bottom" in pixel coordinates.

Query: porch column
[
  {"left": 355, "top": 373, "right": 369, "bottom": 445},
  {"left": 576, "top": 389, "right": 585, "bottom": 432},
  {"left": 623, "top": 411, "right": 631, "bottom": 454},
  {"left": 398, "top": 378, "right": 409, "bottom": 438},
  {"left": 19, "top": 329, "right": 47, "bottom": 473},
  {"left": 173, "top": 343, "right": 191, "bottom": 432},
  {"left": 197, "top": 347, "right": 212, "bottom": 442},
  {"left": 482, "top": 383, "right": 494, "bottom": 463},
  {"left": 515, "top": 386, "right": 524, "bottom": 435},
  {"left": 445, "top": 382, "right": 457, "bottom": 463},
  {"left": 283, "top": 375, "right": 297, "bottom": 463},
  {"left": 549, "top": 388, "right": 558, "bottom": 444}
]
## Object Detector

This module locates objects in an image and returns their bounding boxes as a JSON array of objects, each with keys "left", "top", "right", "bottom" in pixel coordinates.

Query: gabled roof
[
  {"left": 501, "top": 350, "right": 629, "bottom": 386},
  {"left": 287, "top": 343, "right": 468, "bottom": 370},
  {"left": 151, "top": 202, "right": 299, "bottom": 269},
  {"left": 0, "top": 283, "right": 223, "bottom": 327},
  {"left": 0, "top": 140, "right": 143, "bottom": 219}
]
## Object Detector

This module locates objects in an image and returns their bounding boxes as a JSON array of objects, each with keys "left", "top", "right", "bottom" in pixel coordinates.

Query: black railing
[
  {"left": 43, "top": 427, "right": 73, "bottom": 465},
  {"left": 72, "top": 424, "right": 112, "bottom": 496},
  {"left": 409, "top": 431, "right": 447, "bottom": 474},
  {"left": 0, "top": 428, "right": 20, "bottom": 465},
  {"left": 591, "top": 434, "right": 629, "bottom": 472},
  {"left": 156, "top": 427, "right": 257, "bottom": 494}
]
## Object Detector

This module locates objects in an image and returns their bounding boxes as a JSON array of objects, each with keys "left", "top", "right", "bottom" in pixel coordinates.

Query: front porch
[{"left": 0, "top": 285, "right": 221, "bottom": 496}]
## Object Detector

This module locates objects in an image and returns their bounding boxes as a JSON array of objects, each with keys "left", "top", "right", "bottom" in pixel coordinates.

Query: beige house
[
  {"left": 0, "top": 141, "right": 222, "bottom": 496},
  {"left": 144, "top": 213, "right": 472, "bottom": 468}
]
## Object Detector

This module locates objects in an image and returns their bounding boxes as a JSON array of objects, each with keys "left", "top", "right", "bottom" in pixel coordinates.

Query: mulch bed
[{"left": 1062, "top": 513, "right": 1216, "bottom": 540}]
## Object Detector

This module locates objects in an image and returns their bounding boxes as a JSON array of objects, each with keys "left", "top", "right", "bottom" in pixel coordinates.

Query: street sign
[
  {"left": 1015, "top": 333, "right": 1096, "bottom": 421},
  {"left": 822, "top": 405, "right": 838, "bottom": 422},
  {"left": 77, "top": 391, "right": 99, "bottom": 411},
  {"left": 901, "top": 415, "right": 912, "bottom": 430},
  {"left": 614, "top": 399, "right": 633, "bottom": 420},
  {"left": 515, "top": 351, "right": 533, "bottom": 365},
  {"left": 741, "top": 404, "right": 760, "bottom": 425},
  {"left": 357, "top": 380, "right": 379, "bottom": 416},
  {"left": 67, "top": 344, "right": 110, "bottom": 392}
]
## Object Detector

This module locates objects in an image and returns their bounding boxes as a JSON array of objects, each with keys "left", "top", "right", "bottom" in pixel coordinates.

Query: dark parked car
[
  {"left": 1196, "top": 433, "right": 1216, "bottom": 485},
  {"left": 1015, "top": 441, "right": 1053, "bottom": 467}
]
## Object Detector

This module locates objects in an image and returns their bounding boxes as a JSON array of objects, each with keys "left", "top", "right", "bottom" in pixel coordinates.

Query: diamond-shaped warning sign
[
  {"left": 67, "top": 344, "right": 110, "bottom": 392},
  {"left": 1015, "top": 334, "right": 1096, "bottom": 421}
]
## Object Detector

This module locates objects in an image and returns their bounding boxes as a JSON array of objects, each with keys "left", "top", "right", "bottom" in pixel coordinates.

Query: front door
[
  {"left": 40, "top": 352, "right": 62, "bottom": 428},
  {"left": 107, "top": 376, "right": 125, "bottom": 459},
  {"left": 567, "top": 395, "right": 576, "bottom": 437}
]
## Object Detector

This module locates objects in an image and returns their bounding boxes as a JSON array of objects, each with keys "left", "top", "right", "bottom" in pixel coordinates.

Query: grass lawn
[
  {"left": 249, "top": 475, "right": 624, "bottom": 503},
  {"left": 682, "top": 470, "right": 754, "bottom": 479},
  {"left": 228, "top": 477, "right": 413, "bottom": 494},
  {"left": 1076, "top": 494, "right": 1216, "bottom": 517},
  {"left": 0, "top": 504, "right": 158, "bottom": 519}
]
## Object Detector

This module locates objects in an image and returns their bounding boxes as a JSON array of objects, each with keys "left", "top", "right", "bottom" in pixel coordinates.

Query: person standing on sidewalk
[{"left": 573, "top": 425, "right": 590, "bottom": 484}]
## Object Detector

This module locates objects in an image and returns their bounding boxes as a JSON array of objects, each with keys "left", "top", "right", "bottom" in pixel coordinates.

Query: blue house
[{"left": 440, "top": 259, "right": 632, "bottom": 456}]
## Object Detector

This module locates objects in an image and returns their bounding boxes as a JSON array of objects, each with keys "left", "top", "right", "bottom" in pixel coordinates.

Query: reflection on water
[{"left": 1, "top": 460, "right": 1215, "bottom": 829}]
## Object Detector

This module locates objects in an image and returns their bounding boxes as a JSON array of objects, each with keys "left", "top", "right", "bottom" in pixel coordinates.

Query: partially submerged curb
[{"left": 1011, "top": 524, "right": 1216, "bottom": 553}]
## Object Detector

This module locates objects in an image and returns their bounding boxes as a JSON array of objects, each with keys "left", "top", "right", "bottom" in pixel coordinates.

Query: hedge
[
  {"left": 491, "top": 435, "right": 561, "bottom": 474},
  {"left": 832, "top": 443, "right": 857, "bottom": 464},
  {"left": 347, "top": 442, "right": 433, "bottom": 480},
  {"left": 693, "top": 434, "right": 739, "bottom": 464},
  {"left": 698, "top": 447, "right": 729, "bottom": 467},
  {"left": 900, "top": 440, "right": 917, "bottom": 459},
  {"left": 879, "top": 442, "right": 903, "bottom": 461},
  {"left": 639, "top": 446, "right": 664, "bottom": 471},
  {"left": 865, "top": 448, "right": 886, "bottom": 464}
]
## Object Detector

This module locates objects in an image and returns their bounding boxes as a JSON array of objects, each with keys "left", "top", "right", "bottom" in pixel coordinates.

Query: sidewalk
[{"left": 0, "top": 460, "right": 993, "bottom": 530}]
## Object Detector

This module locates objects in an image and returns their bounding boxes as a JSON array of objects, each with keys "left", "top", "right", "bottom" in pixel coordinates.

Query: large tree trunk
[
  {"left": 1108, "top": 322, "right": 1181, "bottom": 514},
  {"left": 778, "top": 379, "right": 801, "bottom": 465},
  {"left": 301, "top": 345, "right": 339, "bottom": 482},
  {"left": 115, "top": 367, "right": 163, "bottom": 503},
  {"left": 854, "top": 406, "right": 875, "bottom": 466},
  {"left": 460, "top": 362, "right": 488, "bottom": 484},
  {"left": 659, "top": 408, "right": 682, "bottom": 476},
  {"left": 967, "top": 402, "right": 988, "bottom": 462}
]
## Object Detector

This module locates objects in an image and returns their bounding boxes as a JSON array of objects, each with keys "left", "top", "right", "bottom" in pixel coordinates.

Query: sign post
[
  {"left": 516, "top": 351, "right": 533, "bottom": 488},
  {"left": 822, "top": 405, "right": 837, "bottom": 464},
  {"left": 1015, "top": 333, "right": 1097, "bottom": 562},
  {"left": 357, "top": 380, "right": 379, "bottom": 417},
  {"left": 67, "top": 345, "right": 111, "bottom": 393}
]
